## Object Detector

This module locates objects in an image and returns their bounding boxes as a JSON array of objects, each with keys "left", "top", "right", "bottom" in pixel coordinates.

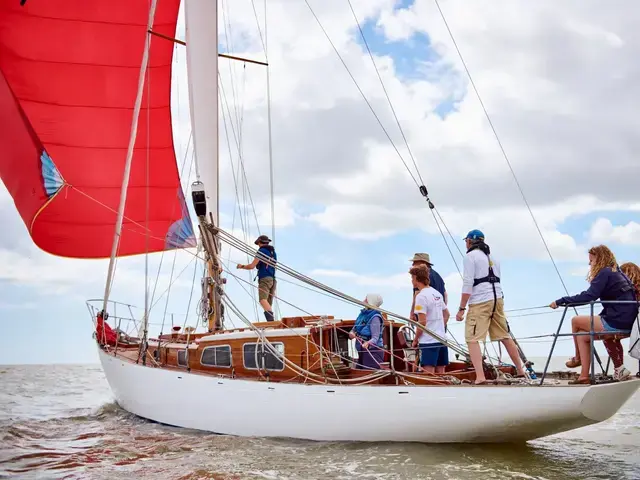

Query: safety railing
[{"left": 539, "top": 299, "right": 639, "bottom": 386}]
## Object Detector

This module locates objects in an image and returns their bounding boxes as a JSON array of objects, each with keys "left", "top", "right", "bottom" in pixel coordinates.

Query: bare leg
[
  {"left": 500, "top": 338, "right": 526, "bottom": 376},
  {"left": 259, "top": 299, "right": 272, "bottom": 312},
  {"left": 468, "top": 341, "right": 485, "bottom": 384},
  {"left": 571, "top": 316, "right": 580, "bottom": 359},
  {"left": 576, "top": 335, "right": 592, "bottom": 380},
  {"left": 422, "top": 365, "right": 435, "bottom": 374},
  {"left": 571, "top": 315, "right": 605, "bottom": 358},
  {"left": 435, "top": 365, "right": 446, "bottom": 374}
]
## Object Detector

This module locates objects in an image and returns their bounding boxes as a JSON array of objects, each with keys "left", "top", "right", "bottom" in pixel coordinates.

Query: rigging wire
[
  {"left": 350, "top": 0, "right": 465, "bottom": 269},
  {"left": 216, "top": 227, "right": 470, "bottom": 357},
  {"left": 432, "top": 0, "right": 577, "bottom": 308},
  {"left": 345, "top": 0, "right": 423, "bottom": 186},
  {"left": 220, "top": 260, "right": 451, "bottom": 376},
  {"left": 218, "top": 74, "right": 261, "bottom": 232},
  {"left": 308, "top": 0, "right": 466, "bottom": 279},
  {"left": 219, "top": 80, "right": 261, "bottom": 321},
  {"left": 221, "top": 0, "right": 243, "bottom": 136},
  {"left": 143, "top": 28, "right": 152, "bottom": 344},
  {"left": 148, "top": 133, "right": 194, "bottom": 314},
  {"left": 181, "top": 248, "right": 202, "bottom": 331},
  {"left": 102, "top": 0, "right": 158, "bottom": 315},
  {"left": 302, "top": 0, "right": 420, "bottom": 187},
  {"left": 262, "top": 0, "right": 280, "bottom": 318}
]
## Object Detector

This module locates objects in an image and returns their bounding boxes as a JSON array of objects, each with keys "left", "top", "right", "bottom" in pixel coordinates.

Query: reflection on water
[{"left": 1, "top": 364, "right": 639, "bottom": 479}]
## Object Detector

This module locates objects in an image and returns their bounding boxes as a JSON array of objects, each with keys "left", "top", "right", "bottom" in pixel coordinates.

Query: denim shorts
[{"left": 602, "top": 316, "right": 631, "bottom": 334}]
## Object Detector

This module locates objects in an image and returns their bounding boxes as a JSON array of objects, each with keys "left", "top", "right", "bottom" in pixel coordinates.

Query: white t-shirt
[
  {"left": 462, "top": 248, "right": 504, "bottom": 305},
  {"left": 413, "top": 286, "right": 446, "bottom": 344}
]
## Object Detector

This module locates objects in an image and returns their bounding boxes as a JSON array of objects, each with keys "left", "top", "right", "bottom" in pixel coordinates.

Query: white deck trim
[{"left": 197, "top": 327, "right": 312, "bottom": 343}]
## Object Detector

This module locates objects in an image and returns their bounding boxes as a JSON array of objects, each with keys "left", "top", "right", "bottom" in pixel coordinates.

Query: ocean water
[{"left": 1, "top": 359, "right": 640, "bottom": 480}]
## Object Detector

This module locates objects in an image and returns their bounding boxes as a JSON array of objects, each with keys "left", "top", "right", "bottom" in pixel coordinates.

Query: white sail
[{"left": 184, "top": 0, "right": 219, "bottom": 224}]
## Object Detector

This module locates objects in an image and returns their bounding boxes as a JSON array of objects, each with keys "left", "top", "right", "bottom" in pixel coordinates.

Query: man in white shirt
[
  {"left": 455, "top": 229, "right": 525, "bottom": 384},
  {"left": 410, "top": 265, "right": 450, "bottom": 374}
]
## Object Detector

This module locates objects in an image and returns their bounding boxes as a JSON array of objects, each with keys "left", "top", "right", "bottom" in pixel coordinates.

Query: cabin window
[
  {"left": 200, "top": 345, "right": 232, "bottom": 368},
  {"left": 243, "top": 342, "right": 284, "bottom": 371},
  {"left": 177, "top": 349, "right": 188, "bottom": 367}
]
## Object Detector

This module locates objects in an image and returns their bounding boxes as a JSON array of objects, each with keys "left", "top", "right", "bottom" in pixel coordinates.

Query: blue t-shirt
[
  {"left": 428, "top": 269, "right": 446, "bottom": 297},
  {"left": 256, "top": 246, "right": 277, "bottom": 279}
]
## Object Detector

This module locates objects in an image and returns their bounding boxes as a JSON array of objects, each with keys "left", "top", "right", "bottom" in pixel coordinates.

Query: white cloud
[
  {"left": 0, "top": 242, "right": 199, "bottom": 311},
  {"left": 4, "top": 0, "right": 640, "bottom": 343},
  {"left": 588, "top": 218, "right": 640, "bottom": 246},
  {"left": 0, "top": 248, "right": 102, "bottom": 296},
  {"left": 196, "top": 0, "right": 640, "bottom": 264},
  {"left": 255, "top": 196, "right": 298, "bottom": 229},
  {"left": 311, "top": 268, "right": 408, "bottom": 290},
  {"left": 308, "top": 204, "right": 422, "bottom": 241},
  {"left": 310, "top": 267, "right": 464, "bottom": 302},
  {"left": 306, "top": 195, "right": 640, "bottom": 261}
]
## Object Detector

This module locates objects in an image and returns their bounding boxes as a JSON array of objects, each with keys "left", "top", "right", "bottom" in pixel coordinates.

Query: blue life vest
[
  {"left": 353, "top": 309, "right": 384, "bottom": 347},
  {"left": 256, "top": 246, "right": 277, "bottom": 279}
]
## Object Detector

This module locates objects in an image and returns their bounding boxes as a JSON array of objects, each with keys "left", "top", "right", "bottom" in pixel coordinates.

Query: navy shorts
[{"left": 419, "top": 343, "right": 449, "bottom": 367}]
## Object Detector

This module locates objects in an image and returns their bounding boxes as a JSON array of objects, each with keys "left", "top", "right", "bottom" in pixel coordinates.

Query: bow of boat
[{"left": 580, "top": 378, "right": 640, "bottom": 422}]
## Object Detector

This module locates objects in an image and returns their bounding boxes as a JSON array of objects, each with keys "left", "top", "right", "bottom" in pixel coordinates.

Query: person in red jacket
[{"left": 96, "top": 311, "right": 117, "bottom": 346}]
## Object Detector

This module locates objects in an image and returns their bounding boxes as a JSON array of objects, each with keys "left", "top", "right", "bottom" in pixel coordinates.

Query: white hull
[{"left": 98, "top": 348, "right": 639, "bottom": 443}]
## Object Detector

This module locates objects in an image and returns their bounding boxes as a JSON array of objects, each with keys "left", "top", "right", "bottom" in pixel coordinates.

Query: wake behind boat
[{"left": 1, "top": 0, "right": 638, "bottom": 444}]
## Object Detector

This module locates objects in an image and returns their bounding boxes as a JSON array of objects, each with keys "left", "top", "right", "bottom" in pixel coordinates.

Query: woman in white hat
[{"left": 349, "top": 293, "right": 385, "bottom": 369}]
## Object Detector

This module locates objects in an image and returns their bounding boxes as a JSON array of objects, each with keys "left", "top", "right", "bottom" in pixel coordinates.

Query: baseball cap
[{"left": 464, "top": 229, "right": 485, "bottom": 241}]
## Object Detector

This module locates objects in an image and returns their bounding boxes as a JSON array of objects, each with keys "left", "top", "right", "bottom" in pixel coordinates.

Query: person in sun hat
[
  {"left": 409, "top": 253, "right": 448, "bottom": 324},
  {"left": 349, "top": 293, "right": 385, "bottom": 369},
  {"left": 237, "top": 234, "right": 278, "bottom": 322},
  {"left": 455, "top": 229, "right": 525, "bottom": 384}
]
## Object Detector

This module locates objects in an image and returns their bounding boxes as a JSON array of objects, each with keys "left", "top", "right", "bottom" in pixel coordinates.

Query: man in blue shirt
[
  {"left": 409, "top": 253, "right": 449, "bottom": 323},
  {"left": 237, "top": 235, "right": 277, "bottom": 322}
]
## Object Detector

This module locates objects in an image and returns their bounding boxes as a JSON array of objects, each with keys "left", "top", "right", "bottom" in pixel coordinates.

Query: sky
[{"left": 1, "top": 0, "right": 640, "bottom": 364}]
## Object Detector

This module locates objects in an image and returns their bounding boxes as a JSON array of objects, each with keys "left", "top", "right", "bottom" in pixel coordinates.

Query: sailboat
[{"left": 1, "top": 0, "right": 638, "bottom": 443}]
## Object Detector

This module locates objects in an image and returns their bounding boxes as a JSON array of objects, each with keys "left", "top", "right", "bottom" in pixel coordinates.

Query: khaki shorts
[
  {"left": 258, "top": 276, "right": 276, "bottom": 305},
  {"left": 465, "top": 298, "right": 510, "bottom": 343}
]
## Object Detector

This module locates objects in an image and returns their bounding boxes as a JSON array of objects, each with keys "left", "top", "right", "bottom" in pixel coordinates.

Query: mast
[{"left": 185, "top": 0, "right": 223, "bottom": 331}]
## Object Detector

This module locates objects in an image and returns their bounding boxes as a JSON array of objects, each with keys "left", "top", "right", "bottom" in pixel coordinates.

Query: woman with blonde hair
[
  {"left": 620, "top": 262, "right": 640, "bottom": 296},
  {"left": 602, "top": 262, "right": 640, "bottom": 378},
  {"left": 550, "top": 245, "right": 637, "bottom": 384}
]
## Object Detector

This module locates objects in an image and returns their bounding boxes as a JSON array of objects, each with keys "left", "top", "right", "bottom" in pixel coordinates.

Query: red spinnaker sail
[{"left": 0, "top": 0, "right": 196, "bottom": 258}]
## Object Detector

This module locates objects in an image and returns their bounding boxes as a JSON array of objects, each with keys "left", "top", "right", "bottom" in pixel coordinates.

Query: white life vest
[{"left": 628, "top": 314, "right": 640, "bottom": 360}]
